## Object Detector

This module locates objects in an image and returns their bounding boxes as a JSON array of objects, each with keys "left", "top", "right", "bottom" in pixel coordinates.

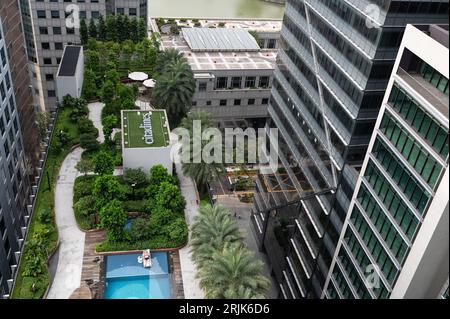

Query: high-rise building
[
  {"left": 323, "top": 24, "right": 448, "bottom": 299},
  {"left": 0, "top": 10, "right": 36, "bottom": 298},
  {"left": 251, "top": 0, "right": 449, "bottom": 299},
  {"left": 22, "top": 0, "right": 148, "bottom": 111}
]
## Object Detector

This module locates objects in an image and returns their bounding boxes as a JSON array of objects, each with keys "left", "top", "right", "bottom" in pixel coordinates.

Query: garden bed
[{"left": 12, "top": 107, "right": 81, "bottom": 299}]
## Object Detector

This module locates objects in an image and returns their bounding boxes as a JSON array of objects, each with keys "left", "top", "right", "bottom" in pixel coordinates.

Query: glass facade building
[
  {"left": 323, "top": 24, "right": 449, "bottom": 299},
  {"left": 251, "top": 0, "right": 449, "bottom": 299}
]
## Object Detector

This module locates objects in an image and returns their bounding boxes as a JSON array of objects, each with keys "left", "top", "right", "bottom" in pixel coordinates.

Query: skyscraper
[
  {"left": 0, "top": 8, "right": 36, "bottom": 298},
  {"left": 323, "top": 24, "right": 448, "bottom": 299},
  {"left": 251, "top": 0, "right": 449, "bottom": 299}
]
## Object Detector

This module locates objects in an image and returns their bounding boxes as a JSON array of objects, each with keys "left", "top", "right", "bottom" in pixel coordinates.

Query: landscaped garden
[
  {"left": 73, "top": 165, "right": 188, "bottom": 252},
  {"left": 12, "top": 97, "right": 96, "bottom": 299}
]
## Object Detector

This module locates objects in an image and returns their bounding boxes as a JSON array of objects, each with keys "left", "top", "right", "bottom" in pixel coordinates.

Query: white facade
[{"left": 122, "top": 146, "right": 173, "bottom": 175}]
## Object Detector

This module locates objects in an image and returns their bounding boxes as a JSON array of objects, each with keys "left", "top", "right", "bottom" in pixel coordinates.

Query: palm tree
[
  {"left": 180, "top": 110, "right": 213, "bottom": 133},
  {"left": 154, "top": 48, "right": 183, "bottom": 75},
  {"left": 198, "top": 243, "right": 270, "bottom": 299},
  {"left": 153, "top": 59, "right": 195, "bottom": 127},
  {"left": 191, "top": 205, "right": 244, "bottom": 267}
]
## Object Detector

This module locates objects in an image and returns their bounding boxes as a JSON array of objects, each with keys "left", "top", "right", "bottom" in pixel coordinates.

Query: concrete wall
[{"left": 123, "top": 147, "right": 173, "bottom": 175}]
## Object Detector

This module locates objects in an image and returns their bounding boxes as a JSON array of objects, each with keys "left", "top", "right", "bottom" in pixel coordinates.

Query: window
[
  {"left": 37, "top": 10, "right": 46, "bottom": 19},
  {"left": 42, "top": 42, "right": 50, "bottom": 50},
  {"left": 215, "top": 77, "right": 227, "bottom": 89},
  {"left": 129, "top": 8, "right": 137, "bottom": 16},
  {"left": 192, "top": 101, "right": 197, "bottom": 107},
  {"left": 267, "top": 39, "right": 276, "bottom": 49},
  {"left": 43, "top": 58, "right": 52, "bottom": 65},
  {"left": 262, "top": 98, "right": 269, "bottom": 105},
  {"left": 248, "top": 99, "right": 255, "bottom": 105},
  {"left": 198, "top": 82, "right": 207, "bottom": 92},
  {"left": 39, "top": 27, "right": 48, "bottom": 35},
  {"left": 231, "top": 77, "right": 241, "bottom": 89},
  {"left": 67, "top": 28, "right": 75, "bottom": 34},
  {"left": 259, "top": 76, "right": 270, "bottom": 88},
  {"left": 53, "top": 27, "right": 62, "bottom": 35},
  {"left": 244, "top": 76, "right": 256, "bottom": 88},
  {"left": 234, "top": 99, "right": 241, "bottom": 106},
  {"left": 220, "top": 99, "right": 227, "bottom": 106},
  {"left": 206, "top": 101, "right": 211, "bottom": 106},
  {"left": 55, "top": 42, "right": 63, "bottom": 50},
  {"left": 91, "top": 11, "right": 100, "bottom": 19},
  {"left": 117, "top": 8, "right": 125, "bottom": 14},
  {"left": 48, "top": 90, "right": 56, "bottom": 98},
  {"left": 45, "top": 74, "right": 54, "bottom": 81},
  {"left": 51, "top": 10, "right": 60, "bottom": 19},
  {"left": 80, "top": 11, "right": 87, "bottom": 19}
]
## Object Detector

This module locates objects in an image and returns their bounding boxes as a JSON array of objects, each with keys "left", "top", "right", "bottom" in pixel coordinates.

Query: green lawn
[
  {"left": 12, "top": 108, "right": 80, "bottom": 299},
  {"left": 122, "top": 110, "right": 170, "bottom": 148}
]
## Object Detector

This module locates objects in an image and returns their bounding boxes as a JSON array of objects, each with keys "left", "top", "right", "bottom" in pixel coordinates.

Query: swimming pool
[{"left": 105, "top": 252, "right": 171, "bottom": 299}]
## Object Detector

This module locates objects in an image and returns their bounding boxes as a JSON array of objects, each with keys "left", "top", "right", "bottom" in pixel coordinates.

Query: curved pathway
[
  {"left": 87, "top": 102, "right": 105, "bottom": 143},
  {"left": 47, "top": 147, "right": 85, "bottom": 299}
]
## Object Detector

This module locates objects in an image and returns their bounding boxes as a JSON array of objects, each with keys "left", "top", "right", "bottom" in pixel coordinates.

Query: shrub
[
  {"left": 123, "top": 200, "right": 147, "bottom": 213},
  {"left": 155, "top": 182, "right": 186, "bottom": 213},
  {"left": 77, "top": 117, "right": 98, "bottom": 136},
  {"left": 180, "top": 18, "right": 187, "bottom": 23},
  {"left": 165, "top": 217, "right": 188, "bottom": 241},
  {"left": 170, "top": 25, "right": 180, "bottom": 35},
  {"left": 192, "top": 19, "right": 199, "bottom": 23},
  {"left": 80, "top": 133, "right": 100, "bottom": 151},
  {"left": 37, "top": 208, "right": 52, "bottom": 224},
  {"left": 99, "top": 199, "right": 127, "bottom": 242},
  {"left": 123, "top": 168, "right": 148, "bottom": 187},
  {"left": 129, "top": 217, "right": 150, "bottom": 241},
  {"left": 93, "top": 150, "right": 115, "bottom": 175},
  {"left": 75, "top": 158, "right": 94, "bottom": 176},
  {"left": 74, "top": 195, "right": 97, "bottom": 217},
  {"left": 74, "top": 175, "right": 96, "bottom": 201},
  {"left": 194, "top": 22, "right": 201, "bottom": 27},
  {"left": 218, "top": 22, "right": 225, "bottom": 27}
]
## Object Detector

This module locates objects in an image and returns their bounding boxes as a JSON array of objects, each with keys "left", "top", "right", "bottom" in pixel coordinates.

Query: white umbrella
[
  {"left": 143, "top": 79, "right": 156, "bottom": 88},
  {"left": 128, "top": 72, "right": 149, "bottom": 81}
]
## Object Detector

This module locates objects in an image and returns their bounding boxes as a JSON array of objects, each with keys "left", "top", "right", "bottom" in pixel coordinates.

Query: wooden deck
[
  {"left": 171, "top": 251, "right": 185, "bottom": 299},
  {"left": 70, "top": 229, "right": 106, "bottom": 299}
]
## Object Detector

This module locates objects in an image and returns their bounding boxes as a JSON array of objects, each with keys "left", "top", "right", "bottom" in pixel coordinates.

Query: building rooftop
[
  {"left": 161, "top": 32, "right": 277, "bottom": 71},
  {"left": 58, "top": 46, "right": 81, "bottom": 77},
  {"left": 122, "top": 110, "right": 171, "bottom": 148},
  {"left": 182, "top": 28, "right": 260, "bottom": 52}
]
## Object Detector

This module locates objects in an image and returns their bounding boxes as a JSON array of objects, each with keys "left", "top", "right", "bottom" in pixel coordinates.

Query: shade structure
[
  {"left": 143, "top": 79, "right": 156, "bottom": 88},
  {"left": 128, "top": 72, "right": 148, "bottom": 81}
]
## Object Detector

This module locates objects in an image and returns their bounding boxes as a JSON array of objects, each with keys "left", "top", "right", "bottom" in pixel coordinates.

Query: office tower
[
  {"left": 323, "top": 24, "right": 448, "bottom": 299},
  {"left": 23, "top": 0, "right": 147, "bottom": 111},
  {"left": 251, "top": 0, "right": 449, "bottom": 299},
  {"left": 0, "top": 13, "right": 35, "bottom": 298}
]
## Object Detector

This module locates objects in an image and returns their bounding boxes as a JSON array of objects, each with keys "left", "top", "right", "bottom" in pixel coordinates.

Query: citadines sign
[{"left": 140, "top": 112, "right": 154, "bottom": 145}]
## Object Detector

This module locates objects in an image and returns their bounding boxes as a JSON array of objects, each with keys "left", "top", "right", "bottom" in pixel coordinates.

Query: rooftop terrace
[
  {"left": 161, "top": 33, "right": 276, "bottom": 71},
  {"left": 122, "top": 110, "right": 171, "bottom": 148}
]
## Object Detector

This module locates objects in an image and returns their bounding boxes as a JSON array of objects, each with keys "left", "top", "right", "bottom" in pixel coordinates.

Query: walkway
[
  {"left": 87, "top": 102, "right": 105, "bottom": 143},
  {"left": 47, "top": 147, "right": 86, "bottom": 299},
  {"left": 175, "top": 159, "right": 205, "bottom": 299}
]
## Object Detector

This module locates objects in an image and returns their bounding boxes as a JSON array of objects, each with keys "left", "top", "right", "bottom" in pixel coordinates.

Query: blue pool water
[
  {"left": 123, "top": 219, "right": 134, "bottom": 232},
  {"left": 105, "top": 252, "right": 171, "bottom": 299}
]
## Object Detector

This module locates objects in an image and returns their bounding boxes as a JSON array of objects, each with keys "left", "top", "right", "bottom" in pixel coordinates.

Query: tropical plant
[
  {"left": 198, "top": 243, "right": 269, "bottom": 299},
  {"left": 102, "top": 114, "right": 118, "bottom": 142},
  {"left": 190, "top": 204, "right": 243, "bottom": 267},
  {"left": 153, "top": 59, "right": 195, "bottom": 127},
  {"left": 80, "top": 133, "right": 100, "bottom": 151},
  {"left": 154, "top": 48, "right": 183, "bottom": 75},
  {"left": 97, "top": 15, "right": 107, "bottom": 41},
  {"left": 89, "top": 18, "right": 98, "bottom": 39},
  {"left": 123, "top": 168, "right": 148, "bottom": 187}
]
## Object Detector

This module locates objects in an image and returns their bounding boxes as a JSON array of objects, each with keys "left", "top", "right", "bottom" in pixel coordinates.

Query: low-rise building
[
  {"left": 160, "top": 21, "right": 281, "bottom": 128},
  {"left": 56, "top": 45, "right": 84, "bottom": 101},
  {"left": 121, "top": 110, "right": 172, "bottom": 174}
]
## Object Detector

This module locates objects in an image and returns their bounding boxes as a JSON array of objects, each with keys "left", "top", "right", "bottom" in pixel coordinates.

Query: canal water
[{"left": 149, "top": 0, "right": 285, "bottom": 19}]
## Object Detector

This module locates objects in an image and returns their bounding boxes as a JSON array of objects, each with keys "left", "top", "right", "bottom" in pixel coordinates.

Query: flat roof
[
  {"left": 161, "top": 35, "right": 276, "bottom": 71},
  {"left": 58, "top": 46, "right": 81, "bottom": 77},
  {"left": 122, "top": 110, "right": 171, "bottom": 148},
  {"left": 182, "top": 28, "right": 260, "bottom": 52}
]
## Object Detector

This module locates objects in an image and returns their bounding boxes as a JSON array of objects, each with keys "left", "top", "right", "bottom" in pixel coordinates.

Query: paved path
[
  {"left": 87, "top": 102, "right": 105, "bottom": 143},
  {"left": 175, "top": 160, "right": 205, "bottom": 299},
  {"left": 47, "top": 147, "right": 85, "bottom": 299}
]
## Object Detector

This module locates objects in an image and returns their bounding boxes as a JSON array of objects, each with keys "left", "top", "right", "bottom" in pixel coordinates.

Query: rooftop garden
[
  {"left": 73, "top": 165, "right": 188, "bottom": 252},
  {"left": 122, "top": 110, "right": 170, "bottom": 148},
  {"left": 12, "top": 97, "right": 95, "bottom": 299}
]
